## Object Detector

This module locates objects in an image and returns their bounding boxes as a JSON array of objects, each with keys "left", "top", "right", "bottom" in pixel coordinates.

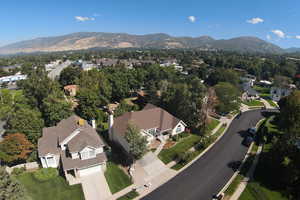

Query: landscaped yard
[
  {"left": 266, "top": 99, "right": 277, "bottom": 107},
  {"left": 158, "top": 134, "right": 201, "bottom": 164},
  {"left": 17, "top": 172, "right": 84, "bottom": 200},
  {"left": 171, "top": 124, "right": 227, "bottom": 170},
  {"left": 158, "top": 118, "right": 220, "bottom": 165},
  {"left": 206, "top": 118, "right": 220, "bottom": 132},
  {"left": 104, "top": 162, "right": 132, "bottom": 194},
  {"left": 242, "top": 100, "right": 264, "bottom": 107}
]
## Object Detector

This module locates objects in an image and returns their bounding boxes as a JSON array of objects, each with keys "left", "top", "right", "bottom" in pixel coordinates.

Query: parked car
[
  {"left": 248, "top": 127, "right": 257, "bottom": 137},
  {"left": 242, "top": 136, "right": 254, "bottom": 147},
  {"left": 212, "top": 193, "right": 224, "bottom": 200}
]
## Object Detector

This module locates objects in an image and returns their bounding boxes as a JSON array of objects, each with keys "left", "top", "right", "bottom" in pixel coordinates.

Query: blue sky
[{"left": 0, "top": 0, "right": 299, "bottom": 48}]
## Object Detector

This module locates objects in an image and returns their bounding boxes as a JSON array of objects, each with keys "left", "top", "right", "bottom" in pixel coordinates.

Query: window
[
  {"left": 80, "top": 149, "right": 95, "bottom": 160},
  {"left": 176, "top": 125, "right": 182, "bottom": 133},
  {"left": 148, "top": 128, "right": 156, "bottom": 135},
  {"left": 80, "top": 151, "right": 89, "bottom": 160},
  {"left": 89, "top": 150, "right": 95, "bottom": 158}
]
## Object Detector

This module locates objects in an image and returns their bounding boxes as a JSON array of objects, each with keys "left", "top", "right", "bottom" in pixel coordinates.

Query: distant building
[
  {"left": 240, "top": 74, "right": 256, "bottom": 87},
  {"left": 270, "top": 87, "right": 292, "bottom": 102},
  {"left": 45, "top": 60, "right": 62, "bottom": 71},
  {"left": 259, "top": 80, "right": 272, "bottom": 87},
  {"left": 242, "top": 85, "right": 259, "bottom": 101},
  {"left": 0, "top": 74, "right": 27, "bottom": 85},
  {"left": 64, "top": 85, "right": 79, "bottom": 97}
]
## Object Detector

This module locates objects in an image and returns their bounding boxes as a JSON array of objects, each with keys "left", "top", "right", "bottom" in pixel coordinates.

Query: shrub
[
  {"left": 12, "top": 167, "right": 26, "bottom": 175},
  {"left": 176, "top": 151, "right": 195, "bottom": 165},
  {"left": 33, "top": 168, "right": 58, "bottom": 182}
]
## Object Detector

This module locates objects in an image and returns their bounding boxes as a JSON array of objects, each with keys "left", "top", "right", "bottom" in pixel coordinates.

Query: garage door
[{"left": 78, "top": 165, "right": 102, "bottom": 177}]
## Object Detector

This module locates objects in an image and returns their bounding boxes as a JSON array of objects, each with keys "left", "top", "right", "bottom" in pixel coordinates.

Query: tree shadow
[{"left": 227, "top": 160, "right": 242, "bottom": 172}]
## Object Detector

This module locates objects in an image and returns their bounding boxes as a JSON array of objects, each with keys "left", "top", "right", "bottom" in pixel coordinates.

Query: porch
[{"left": 64, "top": 169, "right": 81, "bottom": 185}]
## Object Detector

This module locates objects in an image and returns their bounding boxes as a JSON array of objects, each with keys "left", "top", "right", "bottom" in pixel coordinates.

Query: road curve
[{"left": 142, "top": 109, "right": 276, "bottom": 200}]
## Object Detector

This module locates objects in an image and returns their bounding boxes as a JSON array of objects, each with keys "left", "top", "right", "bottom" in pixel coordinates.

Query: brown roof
[
  {"left": 38, "top": 127, "right": 60, "bottom": 156},
  {"left": 64, "top": 85, "right": 78, "bottom": 91},
  {"left": 68, "top": 127, "right": 104, "bottom": 153},
  {"left": 60, "top": 150, "right": 107, "bottom": 170},
  {"left": 113, "top": 104, "right": 182, "bottom": 137},
  {"left": 38, "top": 115, "right": 104, "bottom": 156}
]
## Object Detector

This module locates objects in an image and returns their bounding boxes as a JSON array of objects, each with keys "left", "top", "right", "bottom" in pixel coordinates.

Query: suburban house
[
  {"left": 38, "top": 115, "right": 107, "bottom": 185},
  {"left": 108, "top": 104, "right": 187, "bottom": 153},
  {"left": 242, "top": 84, "right": 259, "bottom": 101},
  {"left": 270, "top": 87, "right": 292, "bottom": 102},
  {"left": 64, "top": 85, "right": 79, "bottom": 97},
  {"left": 0, "top": 74, "right": 27, "bottom": 85},
  {"left": 240, "top": 74, "right": 256, "bottom": 87}
]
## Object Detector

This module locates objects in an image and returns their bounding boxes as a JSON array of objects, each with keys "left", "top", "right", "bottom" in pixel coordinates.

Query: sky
[{"left": 0, "top": 0, "right": 300, "bottom": 48}]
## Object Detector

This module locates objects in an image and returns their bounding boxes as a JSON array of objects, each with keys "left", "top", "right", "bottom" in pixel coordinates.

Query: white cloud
[
  {"left": 266, "top": 35, "right": 271, "bottom": 40},
  {"left": 296, "top": 35, "right": 300, "bottom": 39},
  {"left": 75, "top": 16, "right": 95, "bottom": 22},
  {"left": 188, "top": 16, "right": 196, "bottom": 23},
  {"left": 271, "top": 30, "right": 285, "bottom": 38},
  {"left": 247, "top": 17, "right": 264, "bottom": 24}
]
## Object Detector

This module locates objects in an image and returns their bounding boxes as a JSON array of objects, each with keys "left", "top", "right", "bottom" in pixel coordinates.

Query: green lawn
[
  {"left": 171, "top": 125, "right": 227, "bottom": 170},
  {"left": 158, "top": 134, "right": 201, "bottom": 164},
  {"left": 104, "top": 162, "right": 132, "bottom": 194},
  {"left": 239, "top": 182, "right": 288, "bottom": 200},
  {"left": 206, "top": 118, "right": 220, "bottom": 132},
  {"left": 117, "top": 190, "right": 139, "bottom": 200},
  {"left": 17, "top": 172, "right": 84, "bottom": 200},
  {"left": 242, "top": 100, "right": 264, "bottom": 107},
  {"left": 266, "top": 99, "right": 277, "bottom": 107}
]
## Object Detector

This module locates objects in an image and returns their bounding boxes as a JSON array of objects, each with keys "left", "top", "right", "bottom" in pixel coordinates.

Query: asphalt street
[{"left": 142, "top": 109, "right": 276, "bottom": 200}]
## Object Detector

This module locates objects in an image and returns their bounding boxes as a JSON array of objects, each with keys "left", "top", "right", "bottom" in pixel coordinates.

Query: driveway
[
  {"left": 142, "top": 109, "right": 277, "bottom": 200},
  {"left": 133, "top": 152, "right": 170, "bottom": 185},
  {"left": 80, "top": 171, "right": 111, "bottom": 200}
]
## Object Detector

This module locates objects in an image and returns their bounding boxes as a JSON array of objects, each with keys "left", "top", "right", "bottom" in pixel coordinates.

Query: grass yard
[
  {"left": 117, "top": 190, "right": 139, "bottom": 200},
  {"left": 206, "top": 118, "right": 220, "bottom": 132},
  {"left": 266, "top": 99, "right": 277, "bottom": 107},
  {"left": 171, "top": 125, "right": 227, "bottom": 170},
  {"left": 242, "top": 100, "right": 264, "bottom": 107},
  {"left": 104, "top": 162, "right": 132, "bottom": 194},
  {"left": 17, "top": 172, "right": 84, "bottom": 200},
  {"left": 239, "top": 182, "right": 288, "bottom": 200},
  {"left": 158, "top": 134, "right": 201, "bottom": 164}
]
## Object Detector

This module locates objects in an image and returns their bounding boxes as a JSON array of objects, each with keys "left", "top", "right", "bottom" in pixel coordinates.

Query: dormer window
[{"left": 80, "top": 148, "right": 96, "bottom": 160}]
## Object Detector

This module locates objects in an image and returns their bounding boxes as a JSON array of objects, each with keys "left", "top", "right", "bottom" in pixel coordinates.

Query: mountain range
[{"left": 0, "top": 32, "right": 290, "bottom": 55}]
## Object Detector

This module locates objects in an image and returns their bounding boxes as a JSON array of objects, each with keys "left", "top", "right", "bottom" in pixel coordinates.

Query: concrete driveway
[
  {"left": 133, "top": 152, "right": 170, "bottom": 186},
  {"left": 80, "top": 171, "right": 111, "bottom": 200}
]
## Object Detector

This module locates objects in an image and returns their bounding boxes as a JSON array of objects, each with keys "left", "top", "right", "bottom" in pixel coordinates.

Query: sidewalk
[
  {"left": 229, "top": 145, "right": 263, "bottom": 200},
  {"left": 260, "top": 98, "right": 276, "bottom": 109}
]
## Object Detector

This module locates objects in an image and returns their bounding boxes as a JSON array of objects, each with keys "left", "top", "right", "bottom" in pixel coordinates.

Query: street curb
[
  {"left": 177, "top": 115, "right": 236, "bottom": 173},
  {"left": 217, "top": 118, "right": 266, "bottom": 196}
]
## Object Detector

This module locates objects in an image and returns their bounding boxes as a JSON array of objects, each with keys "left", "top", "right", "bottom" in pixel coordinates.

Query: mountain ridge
[{"left": 0, "top": 32, "right": 284, "bottom": 55}]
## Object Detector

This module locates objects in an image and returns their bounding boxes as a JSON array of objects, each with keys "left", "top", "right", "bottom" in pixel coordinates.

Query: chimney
[
  {"left": 78, "top": 119, "right": 85, "bottom": 126},
  {"left": 108, "top": 110, "right": 114, "bottom": 139},
  {"left": 92, "top": 119, "right": 96, "bottom": 129}
]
